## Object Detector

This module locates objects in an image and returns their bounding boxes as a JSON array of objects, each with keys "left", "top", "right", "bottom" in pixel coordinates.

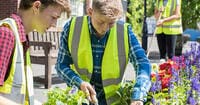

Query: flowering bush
[{"left": 148, "top": 43, "right": 200, "bottom": 105}]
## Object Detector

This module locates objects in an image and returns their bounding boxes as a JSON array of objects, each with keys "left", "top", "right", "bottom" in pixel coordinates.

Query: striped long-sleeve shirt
[{"left": 55, "top": 16, "right": 151, "bottom": 103}]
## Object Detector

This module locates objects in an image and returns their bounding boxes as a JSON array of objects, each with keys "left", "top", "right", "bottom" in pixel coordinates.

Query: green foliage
[
  {"left": 44, "top": 86, "right": 88, "bottom": 105},
  {"left": 127, "top": 0, "right": 155, "bottom": 39},
  {"left": 116, "top": 81, "right": 135, "bottom": 105},
  {"left": 127, "top": 0, "right": 144, "bottom": 38},
  {"left": 146, "top": 0, "right": 156, "bottom": 17},
  {"left": 182, "top": 0, "right": 200, "bottom": 29}
]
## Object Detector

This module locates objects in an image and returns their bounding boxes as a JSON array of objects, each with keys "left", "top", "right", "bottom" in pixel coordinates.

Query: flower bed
[
  {"left": 44, "top": 43, "right": 200, "bottom": 105},
  {"left": 148, "top": 43, "right": 200, "bottom": 105}
]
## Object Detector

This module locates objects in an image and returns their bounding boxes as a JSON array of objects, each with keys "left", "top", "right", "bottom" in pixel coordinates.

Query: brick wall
[{"left": 0, "top": 0, "right": 18, "bottom": 19}]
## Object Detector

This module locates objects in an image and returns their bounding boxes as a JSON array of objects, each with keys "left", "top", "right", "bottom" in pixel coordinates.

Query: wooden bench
[{"left": 28, "top": 31, "right": 61, "bottom": 89}]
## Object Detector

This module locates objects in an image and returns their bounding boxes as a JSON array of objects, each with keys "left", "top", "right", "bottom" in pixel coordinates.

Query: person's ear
[
  {"left": 32, "top": 1, "right": 41, "bottom": 14},
  {"left": 87, "top": 8, "right": 93, "bottom": 16}
]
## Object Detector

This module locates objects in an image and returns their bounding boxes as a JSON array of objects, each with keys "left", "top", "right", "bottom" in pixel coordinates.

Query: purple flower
[
  {"left": 69, "top": 86, "right": 78, "bottom": 94},
  {"left": 168, "top": 79, "right": 174, "bottom": 90},
  {"left": 150, "top": 74, "right": 162, "bottom": 92},
  {"left": 172, "top": 68, "right": 179, "bottom": 82},
  {"left": 191, "top": 77, "right": 200, "bottom": 93},
  {"left": 150, "top": 83, "right": 157, "bottom": 92},
  {"left": 188, "top": 67, "right": 194, "bottom": 79},
  {"left": 187, "top": 95, "right": 197, "bottom": 105},
  {"left": 151, "top": 97, "right": 155, "bottom": 104}
]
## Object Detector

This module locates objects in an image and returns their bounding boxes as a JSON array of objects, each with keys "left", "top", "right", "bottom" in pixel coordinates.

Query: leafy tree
[
  {"left": 182, "top": 0, "right": 200, "bottom": 29},
  {"left": 127, "top": 0, "right": 155, "bottom": 39}
]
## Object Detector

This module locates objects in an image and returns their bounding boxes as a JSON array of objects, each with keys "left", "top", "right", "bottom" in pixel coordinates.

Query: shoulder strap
[{"left": 0, "top": 18, "right": 21, "bottom": 44}]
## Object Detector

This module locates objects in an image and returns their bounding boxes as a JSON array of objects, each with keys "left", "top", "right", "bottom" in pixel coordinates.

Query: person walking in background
[
  {"left": 154, "top": 0, "right": 182, "bottom": 61},
  {"left": 56, "top": 0, "right": 151, "bottom": 105},
  {"left": 0, "top": 0, "right": 70, "bottom": 104}
]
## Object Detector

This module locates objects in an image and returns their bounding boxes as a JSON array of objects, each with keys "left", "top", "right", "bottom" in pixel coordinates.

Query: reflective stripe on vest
[
  {"left": 0, "top": 18, "right": 34, "bottom": 105},
  {"left": 68, "top": 16, "right": 129, "bottom": 104},
  {"left": 156, "top": 0, "right": 182, "bottom": 35},
  {"left": 25, "top": 50, "right": 34, "bottom": 105}
]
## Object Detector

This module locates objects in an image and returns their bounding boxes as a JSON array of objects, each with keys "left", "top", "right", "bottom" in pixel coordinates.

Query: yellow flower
[{"left": 151, "top": 63, "right": 158, "bottom": 73}]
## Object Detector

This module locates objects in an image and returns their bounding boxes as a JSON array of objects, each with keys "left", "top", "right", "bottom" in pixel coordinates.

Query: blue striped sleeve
[
  {"left": 128, "top": 25, "right": 151, "bottom": 102},
  {"left": 55, "top": 19, "right": 83, "bottom": 88}
]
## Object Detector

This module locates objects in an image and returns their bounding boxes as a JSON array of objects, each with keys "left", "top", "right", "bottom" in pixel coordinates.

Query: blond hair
[{"left": 92, "top": 0, "right": 123, "bottom": 19}]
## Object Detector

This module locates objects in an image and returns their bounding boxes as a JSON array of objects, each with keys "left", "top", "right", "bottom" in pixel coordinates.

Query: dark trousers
[
  {"left": 175, "top": 35, "right": 183, "bottom": 56},
  {"left": 156, "top": 33, "right": 177, "bottom": 59}
]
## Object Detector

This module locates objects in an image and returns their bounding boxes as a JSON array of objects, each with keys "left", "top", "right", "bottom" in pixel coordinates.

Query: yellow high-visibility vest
[
  {"left": 0, "top": 18, "right": 34, "bottom": 105},
  {"left": 68, "top": 16, "right": 129, "bottom": 104},
  {"left": 156, "top": 0, "right": 183, "bottom": 35}
]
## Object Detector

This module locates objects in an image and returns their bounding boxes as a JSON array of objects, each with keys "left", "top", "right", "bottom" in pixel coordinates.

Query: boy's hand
[
  {"left": 130, "top": 100, "right": 143, "bottom": 105},
  {"left": 80, "top": 81, "right": 98, "bottom": 103}
]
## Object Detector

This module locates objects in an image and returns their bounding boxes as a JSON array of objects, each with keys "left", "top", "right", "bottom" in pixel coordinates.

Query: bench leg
[{"left": 44, "top": 62, "right": 52, "bottom": 89}]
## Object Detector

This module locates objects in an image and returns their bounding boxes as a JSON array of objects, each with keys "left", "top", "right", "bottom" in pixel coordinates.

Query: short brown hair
[
  {"left": 92, "top": 0, "right": 123, "bottom": 19},
  {"left": 19, "top": 0, "right": 71, "bottom": 14}
]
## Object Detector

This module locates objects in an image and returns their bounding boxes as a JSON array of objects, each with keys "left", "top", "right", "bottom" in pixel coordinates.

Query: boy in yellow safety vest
[
  {"left": 56, "top": 0, "right": 151, "bottom": 105},
  {"left": 0, "top": 0, "right": 70, "bottom": 105}
]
